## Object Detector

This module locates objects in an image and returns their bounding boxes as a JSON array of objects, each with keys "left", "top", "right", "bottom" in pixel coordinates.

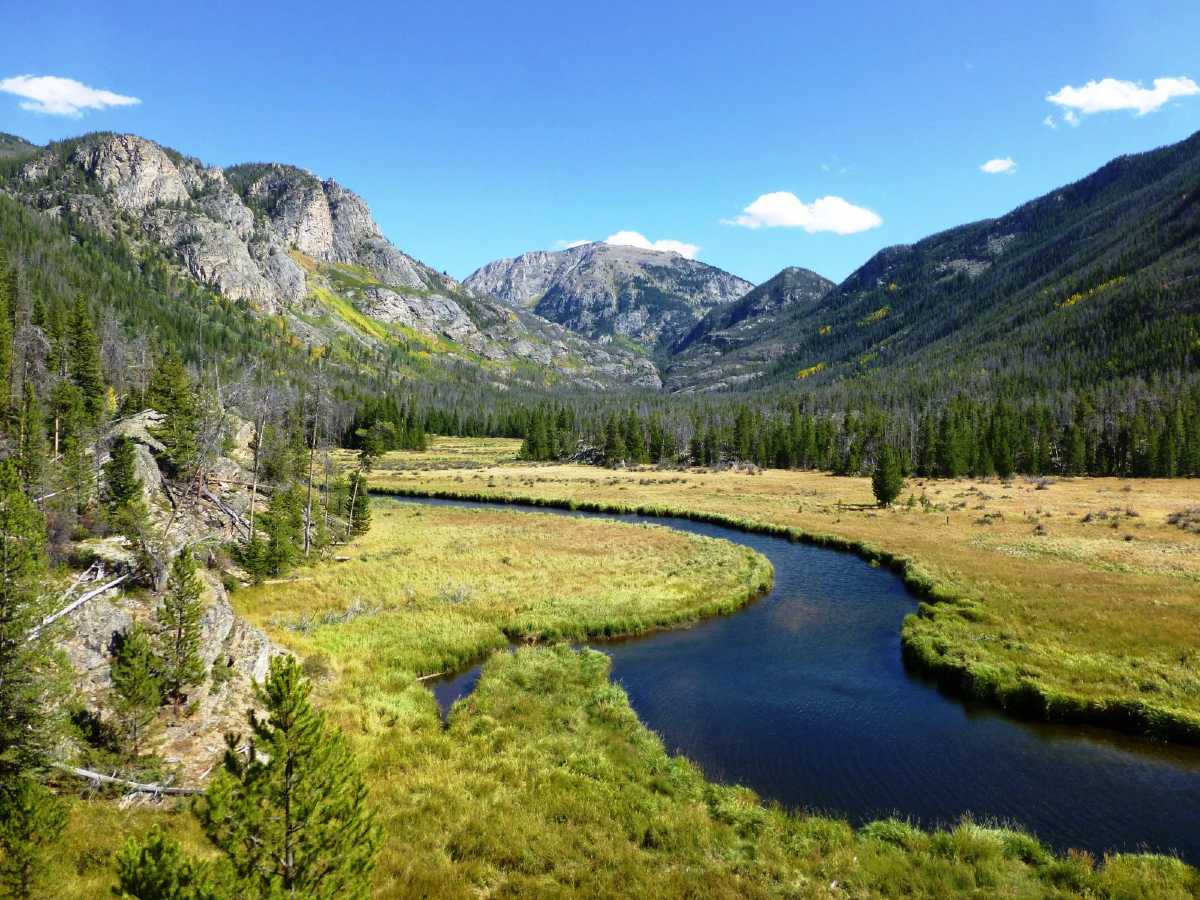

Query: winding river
[{"left": 401, "top": 497, "right": 1200, "bottom": 864}]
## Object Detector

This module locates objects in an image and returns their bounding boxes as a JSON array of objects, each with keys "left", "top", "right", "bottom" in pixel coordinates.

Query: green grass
[{"left": 55, "top": 499, "right": 1200, "bottom": 897}]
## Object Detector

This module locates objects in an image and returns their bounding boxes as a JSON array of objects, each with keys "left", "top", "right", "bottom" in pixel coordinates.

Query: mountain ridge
[
  {"left": 677, "top": 128, "right": 1200, "bottom": 395},
  {"left": 464, "top": 241, "right": 754, "bottom": 351},
  {"left": 0, "top": 131, "right": 660, "bottom": 391}
]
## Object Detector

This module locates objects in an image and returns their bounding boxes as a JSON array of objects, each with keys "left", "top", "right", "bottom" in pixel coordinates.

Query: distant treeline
[{"left": 508, "top": 385, "right": 1200, "bottom": 478}]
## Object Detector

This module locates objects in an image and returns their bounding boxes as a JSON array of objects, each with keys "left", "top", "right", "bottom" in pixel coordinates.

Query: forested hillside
[{"left": 708, "top": 129, "right": 1200, "bottom": 397}]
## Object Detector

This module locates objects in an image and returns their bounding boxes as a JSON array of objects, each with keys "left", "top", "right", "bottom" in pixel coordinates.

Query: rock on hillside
[
  {"left": 14, "top": 133, "right": 306, "bottom": 310},
  {"left": 58, "top": 409, "right": 278, "bottom": 782},
  {"left": 465, "top": 241, "right": 753, "bottom": 349}
]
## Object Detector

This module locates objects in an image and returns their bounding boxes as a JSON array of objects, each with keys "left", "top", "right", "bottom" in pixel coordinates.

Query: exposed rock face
[
  {"left": 225, "top": 163, "right": 446, "bottom": 292},
  {"left": 72, "top": 134, "right": 190, "bottom": 210},
  {"left": 664, "top": 266, "right": 833, "bottom": 391},
  {"left": 14, "top": 133, "right": 306, "bottom": 311},
  {"left": 57, "top": 411, "right": 280, "bottom": 781},
  {"left": 465, "top": 242, "right": 754, "bottom": 349},
  {"left": 4, "top": 132, "right": 658, "bottom": 389}
]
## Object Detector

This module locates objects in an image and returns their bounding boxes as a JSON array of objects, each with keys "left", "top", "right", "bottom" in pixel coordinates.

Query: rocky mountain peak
[{"left": 464, "top": 241, "right": 753, "bottom": 349}]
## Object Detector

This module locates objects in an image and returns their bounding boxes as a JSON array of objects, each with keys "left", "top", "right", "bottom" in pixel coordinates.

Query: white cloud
[
  {"left": 980, "top": 157, "right": 1016, "bottom": 175},
  {"left": 0, "top": 74, "right": 141, "bottom": 117},
  {"left": 602, "top": 230, "right": 700, "bottom": 258},
  {"left": 722, "top": 192, "right": 882, "bottom": 235},
  {"left": 1064, "top": 110, "right": 1080, "bottom": 127},
  {"left": 1042, "top": 114, "right": 1057, "bottom": 129},
  {"left": 554, "top": 239, "right": 592, "bottom": 250},
  {"left": 1046, "top": 76, "right": 1199, "bottom": 118}
]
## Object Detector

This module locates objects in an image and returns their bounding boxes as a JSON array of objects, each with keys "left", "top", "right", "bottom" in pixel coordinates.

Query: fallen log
[
  {"left": 28, "top": 574, "right": 131, "bottom": 641},
  {"left": 200, "top": 487, "right": 252, "bottom": 538},
  {"left": 53, "top": 763, "right": 202, "bottom": 796}
]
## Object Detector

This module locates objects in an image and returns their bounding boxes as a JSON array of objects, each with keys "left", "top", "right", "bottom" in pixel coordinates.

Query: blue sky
[{"left": 2, "top": 1, "right": 1199, "bottom": 284}]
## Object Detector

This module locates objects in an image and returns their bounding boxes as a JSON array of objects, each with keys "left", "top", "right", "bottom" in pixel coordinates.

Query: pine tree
[
  {"left": 872, "top": 446, "right": 905, "bottom": 507},
  {"left": 0, "top": 461, "right": 65, "bottom": 900},
  {"left": 0, "top": 461, "right": 55, "bottom": 782},
  {"left": 603, "top": 416, "right": 626, "bottom": 466},
  {"left": 104, "top": 435, "right": 143, "bottom": 513},
  {"left": 114, "top": 827, "right": 221, "bottom": 900},
  {"left": 16, "top": 382, "right": 46, "bottom": 498},
  {"left": 194, "top": 655, "right": 381, "bottom": 898},
  {"left": 265, "top": 485, "right": 306, "bottom": 574},
  {"left": 625, "top": 410, "right": 648, "bottom": 464},
  {"left": 155, "top": 550, "right": 205, "bottom": 718},
  {"left": 110, "top": 623, "right": 163, "bottom": 757},
  {"left": 146, "top": 348, "right": 198, "bottom": 472},
  {"left": 0, "top": 777, "right": 68, "bottom": 900},
  {"left": 68, "top": 295, "right": 105, "bottom": 425},
  {"left": 347, "top": 471, "right": 372, "bottom": 536}
]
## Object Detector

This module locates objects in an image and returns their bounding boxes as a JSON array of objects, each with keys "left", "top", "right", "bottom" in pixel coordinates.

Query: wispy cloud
[
  {"left": 0, "top": 74, "right": 141, "bottom": 117},
  {"left": 980, "top": 157, "right": 1016, "bottom": 175},
  {"left": 603, "top": 230, "right": 700, "bottom": 258},
  {"left": 723, "top": 192, "right": 882, "bottom": 235},
  {"left": 554, "top": 239, "right": 592, "bottom": 250},
  {"left": 1042, "top": 114, "right": 1057, "bottom": 130},
  {"left": 1046, "top": 76, "right": 1199, "bottom": 120}
]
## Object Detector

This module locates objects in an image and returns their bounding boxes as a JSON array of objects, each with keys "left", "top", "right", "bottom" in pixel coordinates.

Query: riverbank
[
  {"left": 364, "top": 443, "right": 1200, "bottom": 746},
  {"left": 52, "top": 494, "right": 1200, "bottom": 896}
]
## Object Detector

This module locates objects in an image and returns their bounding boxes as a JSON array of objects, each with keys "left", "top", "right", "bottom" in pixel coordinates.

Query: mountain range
[
  {"left": 678, "top": 129, "right": 1200, "bottom": 397},
  {"left": 0, "top": 132, "right": 661, "bottom": 392},
  {"left": 1, "top": 127, "right": 1197, "bottom": 401}
]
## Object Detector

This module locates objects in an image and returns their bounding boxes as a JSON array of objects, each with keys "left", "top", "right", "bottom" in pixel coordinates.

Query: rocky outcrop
[
  {"left": 13, "top": 133, "right": 306, "bottom": 311},
  {"left": 53, "top": 411, "right": 281, "bottom": 781},
  {"left": 465, "top": 242, "right": 753, "bottom": 349},
  {"left": 225, "top": 164, "right": 448, "bottom": 293}
]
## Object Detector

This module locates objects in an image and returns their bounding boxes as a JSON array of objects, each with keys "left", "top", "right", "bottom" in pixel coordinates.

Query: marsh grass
[
  {"left": 370, "top": 449, "right": 1200, "bottom": 744},
  {"left": 55, "top": 495, "right": 1200, "bottom": 896}
]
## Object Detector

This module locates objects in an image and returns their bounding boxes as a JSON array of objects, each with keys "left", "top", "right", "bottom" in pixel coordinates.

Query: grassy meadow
[
  {"left": 55, "top": 496, "right": 1200, "bottom": 897},
  {"left": 366, "top": 438, "right": 1200, "bottom": 743}
]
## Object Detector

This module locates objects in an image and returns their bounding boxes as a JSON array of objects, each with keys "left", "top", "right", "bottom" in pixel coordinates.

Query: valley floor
[
  {"left": 371, "top": 438, "right": 1200, "bottom": 744},
  {"left": 51, "top": 443, "right": 1200, "bottom": 897}
]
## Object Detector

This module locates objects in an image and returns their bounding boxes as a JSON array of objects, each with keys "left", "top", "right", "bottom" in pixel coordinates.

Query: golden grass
[{"left": 368, "top": 449, "right": 1200, "bottom": 739}]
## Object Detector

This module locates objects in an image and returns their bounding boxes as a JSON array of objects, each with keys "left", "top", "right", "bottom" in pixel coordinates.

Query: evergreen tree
[
  {"left": 603, "top": 416, "right": 626, "bottom": 466},
  {"left": 114, "top": 827, "right": 221, "bottom": 900},
  {"left": 936, "top": 411, "right": 968, "bottom": 478},
  {"left": 69, "top": 295, "right": 105, "bottom": 424},
  {"left": 265, "top": 485, "right": 306, "bottom": 574},
  {"left": 193, "top": 655, "right": 381, "bottom": 898},
  {"left": 871, "top": 446, "right": 905, "bottom": 507},
  {"left": 155, "top": 550, "right": 205, "bottom": 718},
  {"left": 0, "top": 777, "right": 68, "bottom": 900},
  {"left": 347, "top": 471, "right": 372, "bottom": 536},
  {"left": 625, "top": 410, "right": 648, "bottom": 465},
  {"left": 146, "top": 348, "right": 198, "bottom": 473},
  {"left": 0, "top": 461, "right": 66, "bottom": 900},
  {"left": 16, "top": 383, "right": 46, "bottom": 498},
  {"left": 0, "top": 461, "right": 55, "bottom": 782},
  {"left": 104, "top": 435, "right": 143, "bottom": 514},
  {"left": 110, "top": 623, "right": 163, "bottom": 757}
]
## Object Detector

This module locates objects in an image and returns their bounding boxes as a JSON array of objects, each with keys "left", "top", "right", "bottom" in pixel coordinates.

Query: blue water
[{"left": 404, "top": 497, "right": 1200, "bottom": 863}]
